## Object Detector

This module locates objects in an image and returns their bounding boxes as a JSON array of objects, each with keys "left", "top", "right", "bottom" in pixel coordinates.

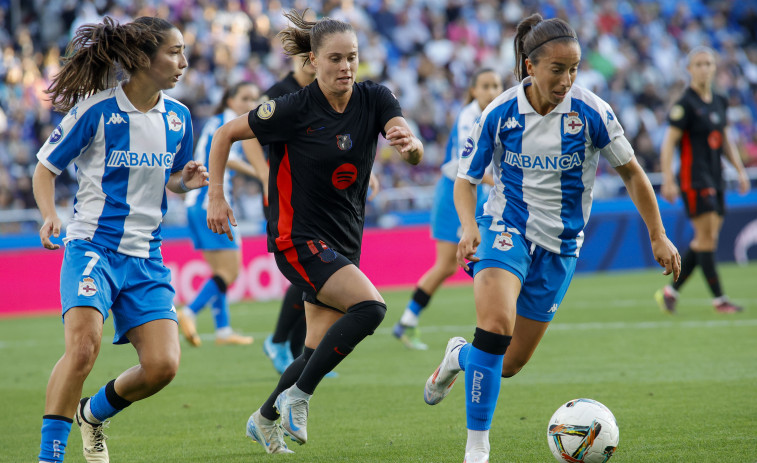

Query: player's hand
[
  {"left": 367, "top": 173, "right": 380, "bottom": 201},
  {"left": 457, "top": 228, "right": 481, "bottom": 272},
  {"left": 651, "top": 234, "right": 680, "bottom": 281},
  {"left": 207, "top": 193, "right": 236, "bottom": 241},
  {"left": 39, "top": 216, "right": 62, "bottom": 250},
  {"left": 738, "top": 171, "right": 751, "bottom": 195},
  {"left": 182, "top": 160, "right": 210, "bottom": 190},
  {"left": 385, "top": 126, "right": 422, "bottom": 164},
  {"left": 660, "top": 180, "right": 678, "bottom": 204}
]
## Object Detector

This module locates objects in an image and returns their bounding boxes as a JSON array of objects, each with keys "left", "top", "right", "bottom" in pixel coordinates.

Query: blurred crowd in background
[{"left": 1, "top": 0, "right": 757, "bottom": 234}]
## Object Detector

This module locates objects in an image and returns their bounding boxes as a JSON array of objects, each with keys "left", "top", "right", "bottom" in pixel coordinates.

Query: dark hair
[
  {"left": 464, "top": 68, "right": 499, "bottom": 105},
  {"left": 47, "top": 16, "right": 177, "bottom": 113},
  {"left": 513, "top": 14, "right": 578, "bottom": 81},
  {"left": 214, "top": 81, "right": 257, "bottom": 115},
  {"left": 278, "top": 9, "right": 354, "bottom": 63}
]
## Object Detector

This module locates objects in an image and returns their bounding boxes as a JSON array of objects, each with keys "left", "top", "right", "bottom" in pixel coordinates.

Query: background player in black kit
[
  {"left": 655, "top": 46, "right": 750, "bottom": 314},
  {"left": 206, "top": 9, "right": 423, "bottom": 454}
]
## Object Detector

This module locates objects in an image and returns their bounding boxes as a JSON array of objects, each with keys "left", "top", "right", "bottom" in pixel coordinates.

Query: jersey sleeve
[
  {"left": 667, "top": 95, "right": 690, "bottom": 131},
  {"left": 248, "top": 93, "right": 298, "bottom": 145},
  {"left": 36, "top": 106, "right": 98, "bottom": 175},
  {"left": 374, "top": 83, "right": 403, "bottom": 134},
  {"left": 457, "top": 109, "right": 497, "bottom": 184},
  {"left": 172, "top": 109, "right": 194, "bottom": 174}
]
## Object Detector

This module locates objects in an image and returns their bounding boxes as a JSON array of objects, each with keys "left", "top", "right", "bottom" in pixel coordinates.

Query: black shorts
[
  {"left": 274, "top": 239, "right": 360, "bottom": 309},
  {"left": 681, "top": 187, "right": 724, "bottom": 218}
]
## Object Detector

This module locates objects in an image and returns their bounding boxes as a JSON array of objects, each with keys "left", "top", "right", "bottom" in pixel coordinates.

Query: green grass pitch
[{"left": 2, "top": 264, "right": 755, "bottom": 462}]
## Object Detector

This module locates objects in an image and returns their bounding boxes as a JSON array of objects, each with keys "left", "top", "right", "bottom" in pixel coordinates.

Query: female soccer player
[
  {"left": 393, "top": 69, "right": 502, "bottom": 350},
  {"left": 178, "top": 82, "right": 263, "bottom": 347},
  {"left": 654, "top": 46, "right": 750, "bottom": 314},
  {"left": 206, "top": 9, "right": 423, "bottom": 454},
  {"left": 33, "top": 16, "right": 207, "bottom": 463},
  {"left": 422, "top": 14, "right": 680, "bottom": 463}
]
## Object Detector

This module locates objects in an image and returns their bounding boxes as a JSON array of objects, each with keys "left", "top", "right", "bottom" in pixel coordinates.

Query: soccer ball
[{"left": 547, "top": 398, "right": 619, "bottom": 463}]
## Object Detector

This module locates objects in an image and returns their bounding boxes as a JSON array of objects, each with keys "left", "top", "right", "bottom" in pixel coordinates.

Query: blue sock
[
  {"left": 89, "top": 380, "right": 131, "bottom": 422},
  {"left": 458, "top": 343, "right": 471, "bottom": 371},
  {"left": 212, "top": 292, "right": 230, "bottom": 329},
  {"left": 39, "top": 416, "right": 72, "bottom": 463},
  {"left": 407, "top": 300, "right": 423, "bottom": 316},
  {"left": 406, "top": 288, "right": 431, "bottom": 316},
  {"left": 188, "top": 278, "right": 222, "bottom": 314},
  {"left": 465, "top": 346, "right": 504, "bottom": 431}
]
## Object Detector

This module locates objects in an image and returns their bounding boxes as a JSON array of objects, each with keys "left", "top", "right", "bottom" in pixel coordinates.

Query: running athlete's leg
[
  {"left": 689, "top": 211, "right": 721, "bottom": 252},
  {"left": 399, "top": 241, "right": 458, "bottom": 326},
  {"left": 500, "top": 315, "right": 549, "bottom": 377},
  {"left": 39, "top": 307, "right": 103, "bottom": 462}
]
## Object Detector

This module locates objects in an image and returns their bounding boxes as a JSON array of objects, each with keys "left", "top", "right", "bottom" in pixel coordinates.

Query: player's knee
[
  {"left": 347, "top": 300, "right": 387, "bottom": 333},
  {"left": 142, "top": 356, "right": 179, "bottom": 387},
  {"left": 66, "top": 341, "right": 99, "bottom": 374}
]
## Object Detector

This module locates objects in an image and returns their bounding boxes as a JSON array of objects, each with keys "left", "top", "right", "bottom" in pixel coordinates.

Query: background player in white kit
[
  {"left": 33, "top": 16, "right": 208, "bottom": 463},
  {"left": 422, "top": 14, "right": 680, "bottom": 463}
]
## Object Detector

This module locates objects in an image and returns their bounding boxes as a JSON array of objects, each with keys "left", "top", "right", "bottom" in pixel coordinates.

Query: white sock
[
  {"left": 216, "top": 326, "right": 233, "bottom": 338},
  {"left": 288, "top": 385, "right": 312, "bottom": 401},
  {"left": 399, "top": 309, "right": 419, "bottom": 327},
  {"left": 465, "top": 429, "right": 490, "bottom": 454},
  {"left": 83, "top": 399, "right": 102, "bottom": 425}
]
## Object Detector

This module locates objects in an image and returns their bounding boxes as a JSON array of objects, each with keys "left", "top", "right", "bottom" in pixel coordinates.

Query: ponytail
[{"left": 279, "top": 9, "right": 353, "bottom": 63}]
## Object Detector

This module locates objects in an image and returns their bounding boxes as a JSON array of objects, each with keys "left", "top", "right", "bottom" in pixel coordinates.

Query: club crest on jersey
[
  {"left": 166, "top": 111, "right": 183, "bottom": 131},
  {"left": 49, "top": 125, "right": 64, "bottom": 144},
  {"left": 564, "top": 112, "right": 583, "bottom": 135},
  {"left": 257, "top": 101, "right": 275, "bottom": 120},
  {"left": 493, "top": 232, "right": 513, "bottom": 251},
  {"left": 78, "top": 277, "right": 97, "bottom": 297},
  {"left": 336, "top": 134, "right": 352, "bottom": 151}
]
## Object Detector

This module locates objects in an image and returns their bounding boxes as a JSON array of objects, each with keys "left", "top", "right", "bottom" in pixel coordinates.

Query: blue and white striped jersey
[
  {"left": 185, "top": 109, "right": 244, "bottom": 210},
  {"left": 36, "top": 83, "right": 194, "bottom": 258},
  {"left": 457, "top": 78, "right": 634, "bottom": 257},
  {"left": 440, "top": 100, "right": 482, "bottom": 180}
]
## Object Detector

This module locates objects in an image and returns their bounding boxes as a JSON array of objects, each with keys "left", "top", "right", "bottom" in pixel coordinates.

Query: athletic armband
[{"left": 600, "top": 136, "right": 634, "bottom": 167}]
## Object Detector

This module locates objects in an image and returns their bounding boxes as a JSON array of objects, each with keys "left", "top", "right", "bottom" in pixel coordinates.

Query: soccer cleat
[
  {"left": 714, "top": 300, "right": 744, "bottom": 313},
  {"left": 274, "top": 387, "right": 309, "bottom": 445},
  {"left": 424, "top": 336, "right": 467, "bottom": 405},
  {"left": 263, "top": 335, "right": 294, "bottom": 374},
  {"left": 654, "top": 286, "right": 678, "bottom": 314},
  {"left": 215, "top": 332, "right": 254, "bottom": 345},
  {"left": 177, "top": 310, "right": 201, "bottom": 347},
  {"left": 246, "top": 409, "right": 294, "bottom": 454},
  {"left": 463, "top": 451, "right": 490, "bottom": 463},
  {"left": 74, "top": 398, "right": 109, "bottom": 463},
  {"left": 392, "top": 322, "right": 428, "bottom": 350}
]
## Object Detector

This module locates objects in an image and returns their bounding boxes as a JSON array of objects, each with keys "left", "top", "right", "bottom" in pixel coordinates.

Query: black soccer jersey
[
  {"left": 249, "top": 80, "right": 402, "bottom": 259},
  {"left": 668, "top": 87, "right": 728, "bottom": 191},
  {"left": 263, "top": 72, "right": 301, "bottom": 100}
]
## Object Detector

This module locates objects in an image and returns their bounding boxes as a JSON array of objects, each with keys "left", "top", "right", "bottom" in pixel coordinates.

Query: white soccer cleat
[
  {"left": 274, "top": 387, "right": 309, "bottom": 445},
  {"left": 246, "top": 409, "right": 294, "bottom": 454},
  {"left": 424, "top": 336, "right": 467, "bottom": 405},
  {"left": 463, "top": 451, "right": 489, "bottom": 463},
  {"left": 74, "top": 398, "right": 110, "bottom": 463}
]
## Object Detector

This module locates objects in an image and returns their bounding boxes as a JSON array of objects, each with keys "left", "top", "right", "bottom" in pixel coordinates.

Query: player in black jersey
[
  {"left": 206, "top": 9, "right": 423, "bottom": 454},
  {"left": 655, "top": 46, "right": 750, "bottom": 314}
]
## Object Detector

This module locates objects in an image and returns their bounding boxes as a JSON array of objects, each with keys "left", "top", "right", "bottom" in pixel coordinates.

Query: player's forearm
[
  {"left": 402, "top": 138, "right": 423, "bottom": 165},
  {"left": 165, "top": 171, "right": 185, "bottom": 194},
  {"left": 659, "top": 128, "right": 680, "bottom": 183},
  {"left": 454, "top": 177, "right": 478, "bottom": 232},
  {"left": 208, "top": 126, "right": 234, "bottom": 199},
  {"left": 32, "top": 163, "right": 59, "bottom": 221}
]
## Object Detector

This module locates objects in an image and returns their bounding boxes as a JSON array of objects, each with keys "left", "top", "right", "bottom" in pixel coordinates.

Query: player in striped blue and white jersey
[
  {"left": 33, "top": 17, "right": 208, "bottom": 463},
  {"left": 178, "top": 82, "right": 264, "bottom": 347},
  {"left": 393, "top": 69, "right": 502, "bottom": 350},
  {"left": 423, "top": 14, "right": 681, "bottom": 463}
]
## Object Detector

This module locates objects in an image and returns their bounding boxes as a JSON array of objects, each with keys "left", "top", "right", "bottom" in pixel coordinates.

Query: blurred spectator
[{"left": 1, "top": 0, "right": 755, "bottom": 234}]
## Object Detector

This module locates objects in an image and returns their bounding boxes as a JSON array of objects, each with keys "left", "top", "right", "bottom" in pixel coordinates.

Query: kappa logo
[
  {"left": 548, "top": 304, "right": 559, "bottom": 313},
  {"left": 106, "top": 113, "right": 126, "bottom": 125},
  {"left": 499, "top": 116, "right": 522, "bottom": 131}
]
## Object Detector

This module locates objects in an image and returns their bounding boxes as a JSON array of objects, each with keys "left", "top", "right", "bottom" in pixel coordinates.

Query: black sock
[
  {"left": 295, "top": 301, "right": 386, "bottom": 394},
  {"left": 289, "top": 316, "right": 307, "bottom": 358},
  {"left": 697, "top": 251, "right": 723, "bottom": 298},
  {"left": 211, "top": 274, "right": 228, "bottom": 294},
  {"left": 411, "top": 287, "right": 431, "bottom": 308},
  {"left": 672, "top": 248, "right": 698, "bottom": 291},
  {"left": 272, "top": 285, "right": 305, "bottom": 344},
  {"left": 260, "top": 347, "right": 314, "bottom": 421}
]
